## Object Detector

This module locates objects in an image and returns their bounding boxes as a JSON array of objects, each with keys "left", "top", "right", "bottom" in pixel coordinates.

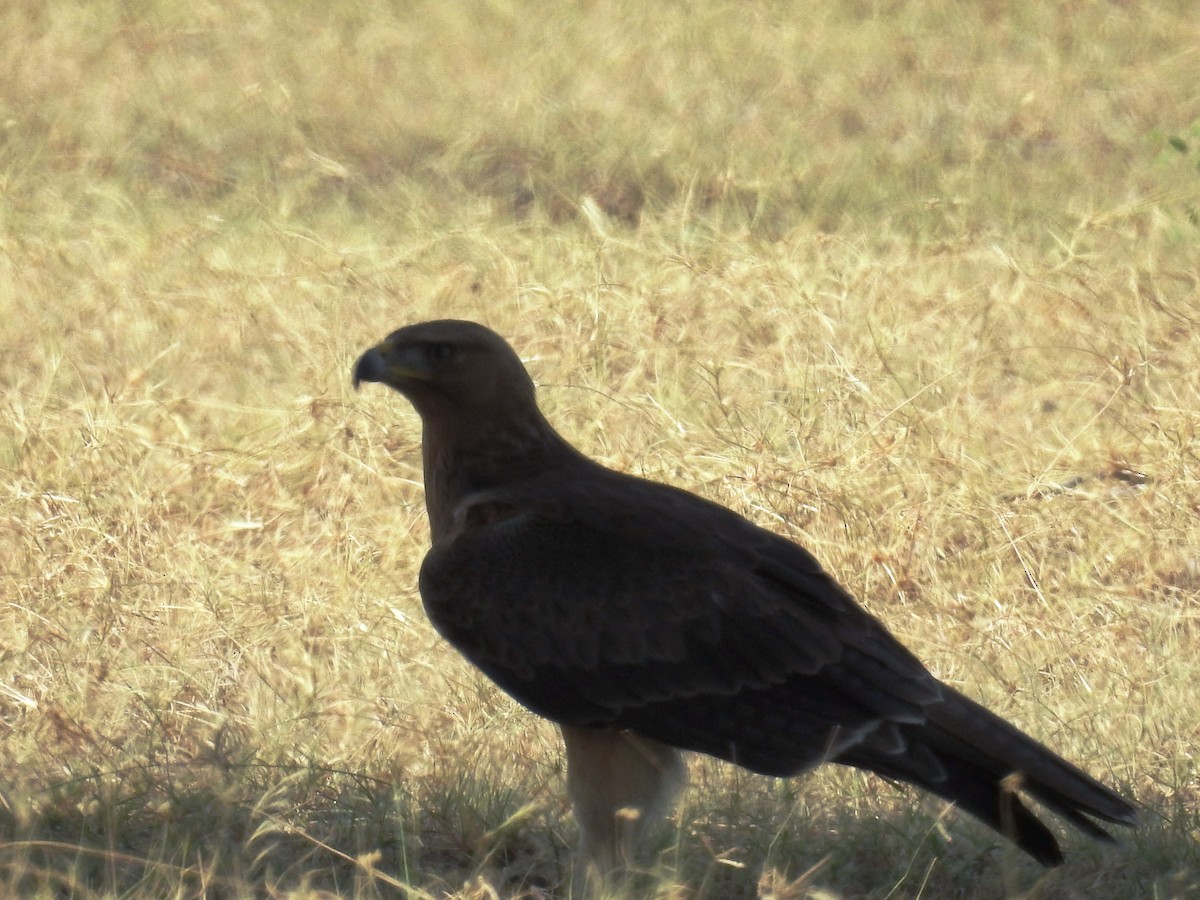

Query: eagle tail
[{"left": 840, "top": 688, "right": 1136, "bottom": 865}]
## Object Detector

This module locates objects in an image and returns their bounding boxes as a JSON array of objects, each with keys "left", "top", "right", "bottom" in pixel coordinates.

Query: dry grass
[{"left": 2, "top": 0, "right": 1199, "bottom": 896}]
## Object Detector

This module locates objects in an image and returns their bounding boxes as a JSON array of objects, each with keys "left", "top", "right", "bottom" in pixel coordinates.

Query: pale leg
[{"left": 561, "top": 725, "right": 686, "bottom": 896}]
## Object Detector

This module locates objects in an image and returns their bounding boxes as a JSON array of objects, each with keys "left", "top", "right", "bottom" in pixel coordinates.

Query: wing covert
[{"left": 418, "top": 472, "right": 943, "bottom": 775}]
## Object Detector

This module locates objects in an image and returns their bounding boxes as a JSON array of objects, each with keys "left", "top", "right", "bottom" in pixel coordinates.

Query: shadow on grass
[
  {"left": 0, "top": 758, "right": 1190, "bottom": 899},
  {"left": 0, "top": 756, "right": 569, "bottom": 899}
]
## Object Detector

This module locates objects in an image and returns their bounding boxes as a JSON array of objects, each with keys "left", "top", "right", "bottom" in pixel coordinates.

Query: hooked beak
[{"left": 352, "top": 340, "right": 432, "bottom": 390}]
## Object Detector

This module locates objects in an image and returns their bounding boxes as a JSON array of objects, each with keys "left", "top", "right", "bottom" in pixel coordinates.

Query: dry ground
[{"left": 1, "top": 1, "right": 1198, "bottom": 897}]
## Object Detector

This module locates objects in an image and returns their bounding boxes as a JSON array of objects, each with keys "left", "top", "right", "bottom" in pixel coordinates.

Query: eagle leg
[{"left": 561, "top": 725, "right": 686, "bottom": 895}]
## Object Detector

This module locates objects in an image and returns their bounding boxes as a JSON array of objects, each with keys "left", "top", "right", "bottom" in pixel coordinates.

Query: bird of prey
[{"left": 352, "top": 319, "right": 1136, "bottom": 890}]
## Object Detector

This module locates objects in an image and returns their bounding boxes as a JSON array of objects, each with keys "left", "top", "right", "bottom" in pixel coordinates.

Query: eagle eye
[{"left": 425, "top": 343, "right": 456, "bottom": 363}]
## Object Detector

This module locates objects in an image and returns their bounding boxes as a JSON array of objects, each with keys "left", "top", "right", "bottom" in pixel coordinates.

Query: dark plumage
[{"left": 353, "top": 319, "right": 1136, "bottom": 883}]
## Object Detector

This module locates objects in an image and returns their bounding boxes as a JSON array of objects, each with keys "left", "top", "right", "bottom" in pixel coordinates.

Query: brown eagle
[{"left": 353, "top": 320, "right": 1135, "bottom": 888}]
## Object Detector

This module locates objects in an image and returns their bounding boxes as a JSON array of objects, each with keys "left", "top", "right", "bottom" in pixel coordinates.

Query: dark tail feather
[
  {"left": 842, "top": 733, "right": 1068, "bottom": 865},
  {"left": 930, "top": 690, "right": 1138, "bottom": 827},
  {"left": 924, "top": 753, "right": 1067, "bottom": 865},
  {"left": 839, "top": 687, "right": 1136, "bottom": 865}
]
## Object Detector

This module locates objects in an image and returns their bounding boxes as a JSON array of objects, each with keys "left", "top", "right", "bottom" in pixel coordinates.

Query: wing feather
[{"left": 419, "top": 468, "right": 940, "bottom": 776}]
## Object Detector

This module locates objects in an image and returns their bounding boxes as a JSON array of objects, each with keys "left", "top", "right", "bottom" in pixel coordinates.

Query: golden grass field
[{"left": 2, "top": 0, "right": 1199, "bottom": 896}]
